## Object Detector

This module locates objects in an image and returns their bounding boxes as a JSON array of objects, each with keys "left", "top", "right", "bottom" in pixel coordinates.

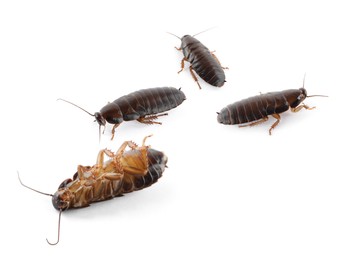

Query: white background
[{"left": 1, "top": 0, "right": 347, "bottom": 259}]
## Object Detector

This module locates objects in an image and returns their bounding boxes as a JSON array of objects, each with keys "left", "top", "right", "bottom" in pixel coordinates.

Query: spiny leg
[
  {"left": 269, "top": 114, "right": 281, "bottom": 135},
  {"left": 114, "top": 141, "right": 139, "bottom": 158},
  {"left": 142, "top": 134, "right": 153, "bottom": 146},
  {"left": 95, "top": 150, "right": 123, "bottom": 180},
  {"left": 239, "top": 116, "right": 269, "bottom": 128},
  {"left": 78, "top": 149, "right": 108, "bottom": 178},
  {"left": 96, "top": 150, "right": 106, "bottom": 168},
  {"left": 177, "top": 58, "right": 186, "bottom": 74},
  {"left": 104, "top": 149, "right": 116, "bottom": 159},
  {"left": 291, "top": 103, "right": 316, "bottom": 113},
  {"left": 107, "top": 141, "right": 139, "bottom": 173},
  {"left": 189, "top": 66, "right": 202, "bottom": 89},
  {"left": 211, "top": 51, "right": 229, "bottom": 70},
  {"left": 137, "top": 113, "right": 168, "bottom": 125}
]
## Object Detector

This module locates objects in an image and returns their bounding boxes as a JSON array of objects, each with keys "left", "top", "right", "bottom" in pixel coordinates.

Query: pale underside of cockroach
[
  {"left": 18, "top": 135, "right": 168, "bottom": 245},
  {"left": 53, "top": 135, "right": 168, "bottom": 210}
]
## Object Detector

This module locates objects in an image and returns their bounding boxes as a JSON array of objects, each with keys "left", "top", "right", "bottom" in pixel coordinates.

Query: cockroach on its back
[
  {"left": 59, "top": 87, "right": 185, "bottom": 140},
  {"left": 168, "top": 30, "right": 228, "bottom": 89},
  {"left": 217, "top": 76, "right": 327, "bottom": 135},
  {"left": 18, "top": 135, "right": 168, "bottom": 245}
]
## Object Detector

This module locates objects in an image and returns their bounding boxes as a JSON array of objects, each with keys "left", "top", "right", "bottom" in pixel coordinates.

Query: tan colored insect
[{"left": 18, "top": 135, "right": 168, "bottom": 245}]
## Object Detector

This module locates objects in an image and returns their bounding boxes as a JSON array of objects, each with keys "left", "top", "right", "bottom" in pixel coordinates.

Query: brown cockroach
[
  {"left": 217, "top": 77, "right": 327, "bottom": 135},
  {"left": 168, "top": 30, "right": 227, "bottom": 89},
  {"left": 18, "top": 135, "right": 168, "bottom": 245},
  {"left": 59, "top": 87, "right": 186, "bottom": 140}
]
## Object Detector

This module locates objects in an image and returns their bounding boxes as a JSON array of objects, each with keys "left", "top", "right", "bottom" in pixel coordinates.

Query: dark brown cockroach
[
  {"left": 168, "top": 30, "right": 227, "bottom": 89},
  {"left": 217, "top": 78, "right": 327, "bottom": 134},
  {"left": 59, "top": 87, "right": 186, "bottom": 140},
  {"left": 18, "top": 135, "right": 168, "bottom": 245}
]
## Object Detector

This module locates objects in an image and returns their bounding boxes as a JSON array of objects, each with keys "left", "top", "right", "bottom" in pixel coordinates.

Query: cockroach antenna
[
  {"left": 17, "top": 171, "right": 62, "bottom": 246},
  {"left": 306, "top": 94, "right": 328, "bottom": 98},
  {"left": 302, "top": 73, "right": 307, "bottom": 88},
  {"left": 17, "top": 171, "right": 52, "bottom": 197},
  {"left": 57, "top": 98, "right": 106, "bottom": 142},
  {"left": 301, "top": 74, "right": 328, "bottom": 98},
  {"left": 166, "top": 32, "right": 181, "bottom": 40},
  {"left": 57, "top": 98, "right": 94, "bottom": 117},
  {"left": 192, "top": 26, "right": 217, "bottom": 37}
]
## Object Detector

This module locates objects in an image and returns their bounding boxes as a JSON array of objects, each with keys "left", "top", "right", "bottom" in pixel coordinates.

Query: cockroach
[
  {"left": 18, "top": 135, "right": 168, "bottom": 245},
  {"left": 168, "top": 30, "right": 228, "bottom": 89},
  {"left": 217, "top": 76, "right": 327, "bottom": 135},
  {"left": 58, "top": 87, "right": 186, "bottom": 140}
]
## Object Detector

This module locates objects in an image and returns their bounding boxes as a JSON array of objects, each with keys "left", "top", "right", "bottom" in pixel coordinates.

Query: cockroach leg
[
  {"left": 239, "top": 116, "right": 269, "bottom": 128},
  {"left": 128, "top": 141, "right": 138, "bottom": 150},
  {"left": 96, "top": 150, "right": 106, "bottom": 168},
  {"left": 291, "top": 104, "right": 316, "bottom": 113},
  {"left": 137, "top": 113, "right": 168, "bottom": 125},
  {"left": 189, "top": 66, "right": 202, "bottom": 89},
  {"left": 177, "top": 58, "right": 186, "bottom": 74},
  {"left": 104, "top": 172, "right": 123, "bottom": 181},
  {"left": 111, "top": 123, "right": 121, "bottom": 141},
  {"left": 114, "top": 139, "right": 150, "bottom": 176},
  {"left": 104, "top": 149, "right": 116, "bottom": 158},
  {"left": 175, "top": 46, "right": 182, "bottom": 51},
  {"left": 269, "top": 114, "right": 281, "bottom": 135},
  {"left": 116, "top": 142, "right": 133, "bottom": 156},
  {"left": 110, "top": 140, "right": 142, "bottom": 173},
  {"left": 142, "top": 134, "right": 153, "bottom": 146}
]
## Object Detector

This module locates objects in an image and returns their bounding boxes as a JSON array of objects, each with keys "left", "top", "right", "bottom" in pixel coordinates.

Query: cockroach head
[
  {"left": 181, "top": 35, "right": 199, "bottom": 48},
  {"left": 297, "top": 74, "right": 308, "bottom": 103},
  {"left": 52, "top": 190, "right": 71, "bottom": 211},
  {"left": 297, "top": 88, "right": 307, "bottom": 103},
  {"left": 95, "top": 112, "right": 106, "bottom": 126},
  {"left": 182, "top": 35, "right": 196, "bottom": 42}
]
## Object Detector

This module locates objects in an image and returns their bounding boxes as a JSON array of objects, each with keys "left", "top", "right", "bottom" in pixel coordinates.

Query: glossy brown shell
[
  {"left": 99, "top": 87, "right": 186, "bottom": 124},
  {"left": 181, "top": 35, "right": 225, "bottom": 87},
  {"left": 217, "top": 88, "right": 307, "bottom": 125}
]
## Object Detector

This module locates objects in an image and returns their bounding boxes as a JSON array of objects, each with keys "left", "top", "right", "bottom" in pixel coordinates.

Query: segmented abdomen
[
  {"left": 184, "top": 42, "right": 225, "bottom": 87},
  {"left": 120, "top": 149, "right": 168, "bottom": 193},
  {"left": 217, "top": 92, "right": 290, "bottom": 125},
  {"left": 100, "top": 87, "right": 186, "bottom": 123}
]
